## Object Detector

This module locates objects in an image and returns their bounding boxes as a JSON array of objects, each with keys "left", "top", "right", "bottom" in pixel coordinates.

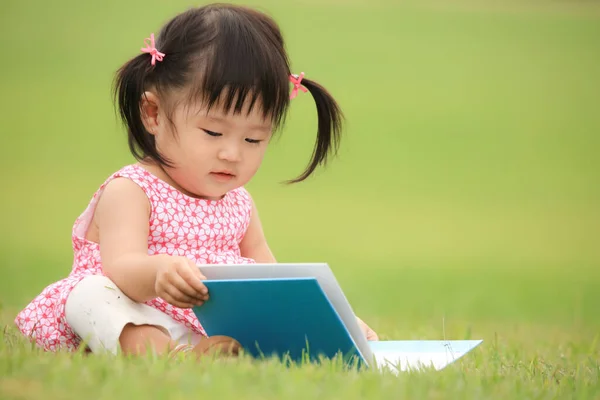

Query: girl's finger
[
  {"left": 177, "top": 261, "right": 209, "bottom": 296},
  {"left": 161, "top": 293, "right": 195, "bottom": 309},
  {"left": 163, "top": 284, "right": 198, "bottom": 306},
  {"left": 169, "top": 272, "right": 203, "bottom": 300}
]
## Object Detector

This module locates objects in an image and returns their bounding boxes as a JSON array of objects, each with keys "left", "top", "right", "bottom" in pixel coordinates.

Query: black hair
[{"left": 114, "top": 3, "right": 342, "bottom": 183}]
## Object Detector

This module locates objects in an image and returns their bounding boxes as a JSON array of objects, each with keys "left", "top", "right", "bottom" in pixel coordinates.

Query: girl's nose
[{"left": 217, "top": 143, "right": 242, "bottom": 162}]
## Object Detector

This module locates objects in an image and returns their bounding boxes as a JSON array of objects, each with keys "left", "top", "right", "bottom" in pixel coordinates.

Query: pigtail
[
  {"left": 113, "top": 54, "right": 169, "bottom": 165},
  {"left": 288, "top": 78, "right": 344, "bottom": 183}
]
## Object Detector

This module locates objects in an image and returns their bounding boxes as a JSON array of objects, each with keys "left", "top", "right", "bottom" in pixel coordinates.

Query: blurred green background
[{"left": 1, "top": 0, "right": 599, "bottom": 343}]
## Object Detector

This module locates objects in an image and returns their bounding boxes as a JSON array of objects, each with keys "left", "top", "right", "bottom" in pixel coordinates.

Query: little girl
[{"left": 15, "top": 3, "right": 378, "bottom": 359}]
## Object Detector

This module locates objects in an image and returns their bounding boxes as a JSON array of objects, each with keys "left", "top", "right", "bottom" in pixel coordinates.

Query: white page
[
  {"left": 369, "top": 340, "right": 483, "bottom": 373},
  {"left": 374, "top": 351, "right": 457, "bottom": 373},
  {"left": 198, "top": 263, "right": 374, "bottom": 363}
]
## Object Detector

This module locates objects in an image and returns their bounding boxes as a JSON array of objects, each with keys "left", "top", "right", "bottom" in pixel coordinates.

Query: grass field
[{"left": 1, "top": 0, "right": 599, "bottom": 398}]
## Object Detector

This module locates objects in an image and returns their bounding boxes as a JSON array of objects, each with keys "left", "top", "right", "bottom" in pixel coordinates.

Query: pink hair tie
[
  {"left": 141, "top": 33, "right": 165, "bottom": 66},
  {"left": 289, "top": 72, "right": 308, "bottom": 99}
]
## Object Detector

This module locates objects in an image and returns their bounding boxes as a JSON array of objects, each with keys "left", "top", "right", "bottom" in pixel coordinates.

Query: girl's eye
[
  {"left": 245, "top": 138, "right": 261, "bottom": 144},
  {"left": 202, "top": 129, "right": 221, "bottom": 137}
]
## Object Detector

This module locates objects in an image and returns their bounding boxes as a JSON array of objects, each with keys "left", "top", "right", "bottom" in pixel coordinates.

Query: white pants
[{"left": 65, "top": 275, "right": 203, "bottom": 354}]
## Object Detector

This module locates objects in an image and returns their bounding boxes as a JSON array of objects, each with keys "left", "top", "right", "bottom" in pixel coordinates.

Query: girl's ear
[{"left": 140, "top": 91, "right": 161, "bottom": 135}]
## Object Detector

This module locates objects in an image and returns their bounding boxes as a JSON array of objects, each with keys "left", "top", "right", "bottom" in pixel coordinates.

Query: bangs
[{"left": 186, "top": 8, "right": 291, "bottom": 128}]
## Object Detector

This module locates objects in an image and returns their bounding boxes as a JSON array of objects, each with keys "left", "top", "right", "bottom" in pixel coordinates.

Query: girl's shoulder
[
  {"left": 105, "top": 163, "right": 253, "bottom": 208},
  {"left": 226, "top": 185, "right": 252, "bottom": 203},
  {"left": 92, "top": 164, "right": 253, "bottom": 215},
  {"left": 109, "top": 163, "right": 154, "bottom": 185},
  {"left": 99, "top": 163, "right": 176, "bottom": 197}
]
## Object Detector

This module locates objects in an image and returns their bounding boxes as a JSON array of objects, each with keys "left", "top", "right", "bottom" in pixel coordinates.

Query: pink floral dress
[{"left": 14, "top": 164, "right": 256, "bottom": 352}]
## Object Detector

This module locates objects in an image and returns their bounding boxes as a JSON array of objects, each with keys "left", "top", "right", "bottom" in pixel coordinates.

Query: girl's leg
[
  {"left": 65, "top": 275, "right": 241, "bottom": 358},
  {"left": 65, "top": 275, "right": 180, "bottom": 356},
  {"left": 119, "top": 323, "right": 178, "bottom": 356}
]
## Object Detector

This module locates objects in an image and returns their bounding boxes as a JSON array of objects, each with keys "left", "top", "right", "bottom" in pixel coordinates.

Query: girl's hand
[
  {"left": 356, "top": 316, "right": 379, "bottom": 341},
  {"left": 155, "top": 256, "right": 209, "bottom": 308}
]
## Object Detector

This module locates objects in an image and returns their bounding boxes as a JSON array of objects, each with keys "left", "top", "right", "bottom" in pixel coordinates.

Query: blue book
[
  {"left": 193, "top": 278, "right": 365, "bottom": 366},
  {"left": 192, "top": 265, "right": 483, "bottom": 372}
]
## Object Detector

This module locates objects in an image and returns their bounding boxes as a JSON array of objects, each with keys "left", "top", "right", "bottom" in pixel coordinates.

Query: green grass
[{"left": 1, "top": 0, "right": 600, "bottom": 398}]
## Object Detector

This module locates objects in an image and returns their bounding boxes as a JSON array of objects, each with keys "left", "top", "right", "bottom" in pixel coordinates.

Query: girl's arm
[
  {"left": 239, "top": 200, "right": 276, "bottom": 263},
  {"left": 94, "top": 177, "right": 165, "bottom": 302}
]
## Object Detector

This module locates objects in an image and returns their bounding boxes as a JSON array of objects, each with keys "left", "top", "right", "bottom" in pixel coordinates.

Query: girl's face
[{"left": 145, "top": 93, "right": 273, "bottom": 200}]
